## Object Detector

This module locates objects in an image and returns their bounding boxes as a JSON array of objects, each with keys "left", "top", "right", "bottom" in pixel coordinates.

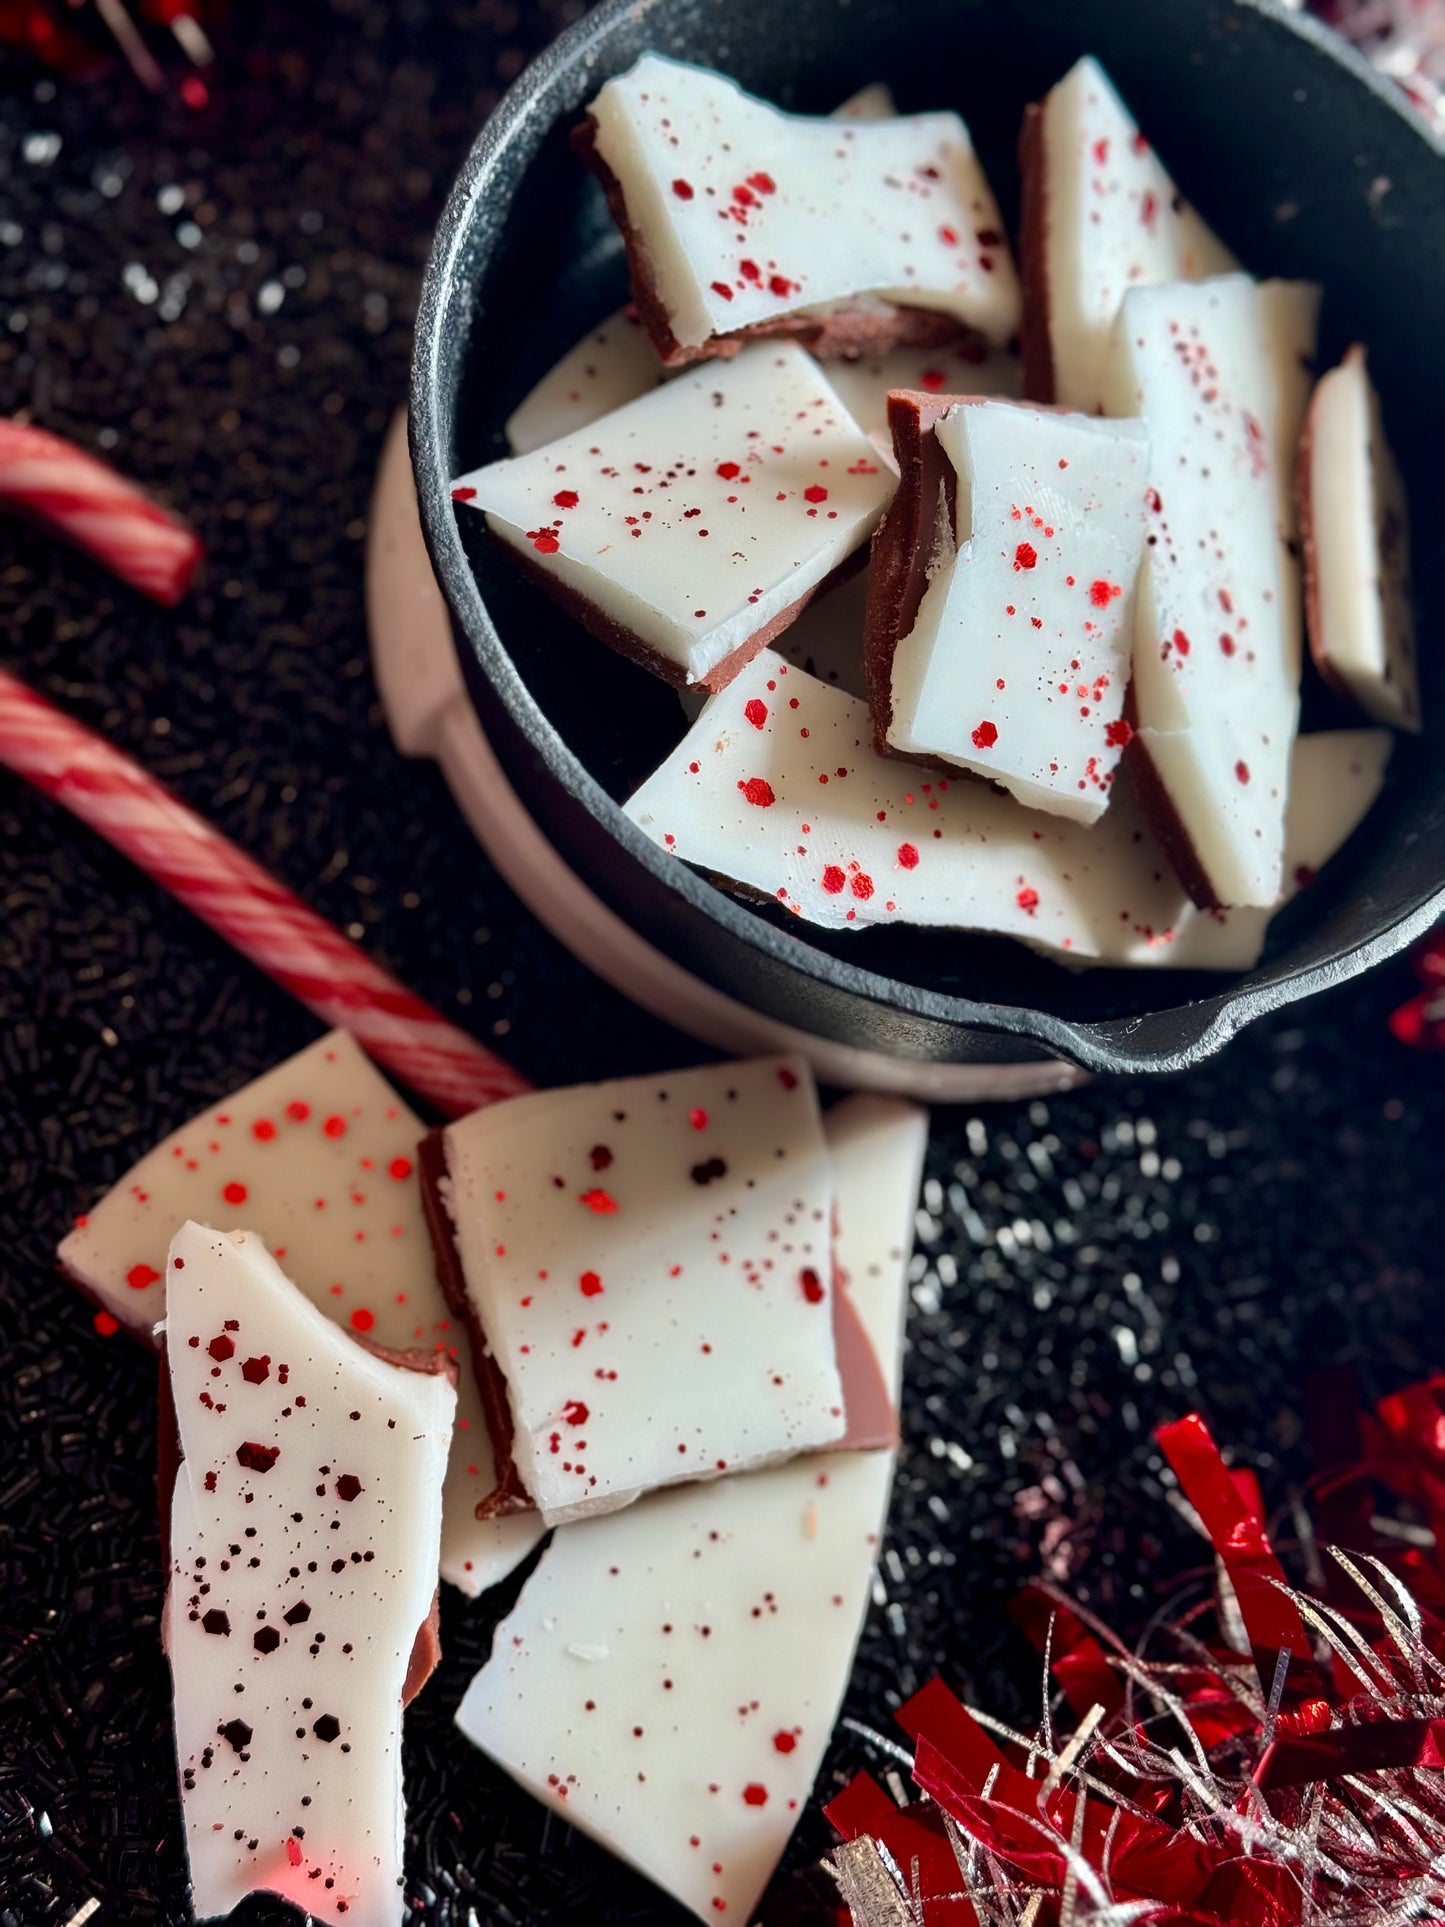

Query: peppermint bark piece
[
  {"left": 163, "top": 1222, "right": 455, "bottom": 1927},
  {"left": 452, "top": 342, "right": 894, "bottom": 691},
  {"left": 1018, "top": 54, "right": 1237, "bottom": 409},
  {"left": 423, "top": 1055, "right": 877, "bottom": 1527},
  {"left": 504, "top": 308, "right": 665, "bottom": 457},
  {"left": 577, "top": 55, "right": 1020, "bottom": 367},
  {"left": 1104, "top": 275, "right": 1300, "bottom": 909},
  {"left": 1299, "top": 346, "right": 1419, "bottom": 731},
  {"left": 1259, "top": 278, "right": 1323, "bottom": 677},
  {"left": 876, "top": 393, "right": 1150, "bottom": 820},
  {"left": 57, "top": 1030, "right": 541, "bottom": 1597},
  {"left": 454, "top": 1096, "right": 925, "bottom": 1925}
]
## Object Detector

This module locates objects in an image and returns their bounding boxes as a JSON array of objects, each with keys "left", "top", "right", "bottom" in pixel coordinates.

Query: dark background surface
[{"left": 0, "top": 5, "right": 1441, "bottom": 1924}]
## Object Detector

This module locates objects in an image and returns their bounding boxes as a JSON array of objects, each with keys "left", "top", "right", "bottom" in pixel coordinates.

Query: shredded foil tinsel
[{"left": 829, "top": 1379, "right": 1445, "bottom": 1926}]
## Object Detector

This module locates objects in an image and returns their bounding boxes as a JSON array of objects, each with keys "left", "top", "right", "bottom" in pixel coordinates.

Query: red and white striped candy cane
[
  {"left": 0, "top": 669, "right": 532, "bottom": 1117},
  {"left": 0, "top": 419, "right": 203, "bottom": 607}
]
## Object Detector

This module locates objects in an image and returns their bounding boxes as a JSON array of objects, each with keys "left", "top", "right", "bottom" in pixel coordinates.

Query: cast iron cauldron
[{"left": 411, "top": 0, "right": 1445, "bottom": 1077}]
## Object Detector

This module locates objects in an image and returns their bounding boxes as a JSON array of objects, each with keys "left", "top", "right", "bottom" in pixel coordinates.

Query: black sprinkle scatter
[{"left": 1, "top": 8, "right": 1444, "bottom": 1927}]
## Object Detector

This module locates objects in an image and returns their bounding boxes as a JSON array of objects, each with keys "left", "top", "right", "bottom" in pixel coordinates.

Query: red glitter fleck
[
  {"left": 710, "top": 280, "right": 733, "bottom": 301},
  {"left": 349, "top": 1307, "right": 375, "bottom": 1333},
  {"left": 1220, "top": 633, "right": 1236, "bottom": 656},
  {"left": 286, "top": 1839, "right": 303, "bottom": 1868},
  {"left": 1013, "top": 542, "right": 1038, "bottom": 571},
  {"left": 743, "top": 699, "right": 768, "bottom": 729},
  {"left": 800, "top": 1268, "right": 827, "bottom": 1305},
  {"left": 1105, "top": 719, "right": 1133, "bottom": 748},
  {"left": 223, "top": 1181, "right": 248, "bottom": 1205},
  {"left": 579, "top": 1191, "right": 618, "bottom": 1215},
  {"left": 672, "top": 178, "right": 694, "bottom": 199},
  {"left": 1141, "top": 189, "right": 1159, "bottom": 229},
  {"left": 773, "top": 1730, "right": 797, "bottom": 1753},
  {"left": 821, "top": 866, "right": 846, "bottom": 895},
  {"left": 742, "top": 1783, "right": 769, "bottom": 1806},
  {"left": 562, "top": 1400, "right": 589, "bottom": 1426},
  {"left": 897, "top": 843, "right": 920, "bottom": 871},
  {"left": 939, "top": 224, "right": 959, "bottom": 245},
  {"left": 802, "top": 484, "right": 828, "bottom": 504},
  {"left": 323, "top": 1115, "right": 347, "bottom": 1139},
  {"left": 236, "top": 1441, "right": 279, "bottom": 1473},
  {"left": 527, "top": 530, "right": 560, "bottom": 554},
  {"left": 553, "top": 489, "right": 579, "bottom": 509},
  {"left": 579, "top": 1271, "right": 604, "bottom": 1297},
  {"left": 1172, "top": 628, "right": 1191, "bottom": 656},
  {"left": 689, "top": 1107, "right": 709, "bottom": 1132},
  {"left": 972, "top": 721, "right": 999, "bottom": 750},
  {"left": 286, "top": 1100, "right": 310, "bottom": 1122},
  {"left": 451, "top": 486, "right": 476, "bottom": 502},
  {"left": 1017, "top": 886, "right": 1039, "bottom": 913},
  {"left": 738, "top": 777, "right": 775, "bottom": 807},
  {"left": 748, "top": 172, "right": 776, "bottom": 193},
  {"left": 851, "top": 872, "right": 874, "bottom": 901},
  {"left": 93, "top": 1311, "right": 119, "bottom": 1337},
  {"left": 1089, "top": 579, "right": 1119, "bottom": 607},
  {"left": 1093, "top": 136, "right": 1110, "bottom": 164},
  {"left": 127, "top": 1263, "right": 160, "bottom": 1291},
  {"left": 252, "top": 1118, "right": 276, "bottom": 1142},
  {"left": 778, "top": 1067, "right": 798, "bottom": 1090},
  {"left": 1235, "top": 760, "right": 1251, "bottom": 784},
  {"left": 716, "top": 461, "right": 741, "bottom": 481}
]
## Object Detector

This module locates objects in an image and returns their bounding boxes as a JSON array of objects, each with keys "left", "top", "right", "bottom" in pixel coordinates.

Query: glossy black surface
[{"left": 414, "top": 0, "right": 1445, "bottom": 1073}]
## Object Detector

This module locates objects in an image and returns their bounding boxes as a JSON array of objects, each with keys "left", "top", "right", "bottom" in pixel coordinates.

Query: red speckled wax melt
[
  {"left": 1102, "top": 276, "right": 1315, "bottom": 909},
  {"left": 56, "top": 1030, "right": 541, "bottom": 1596},
  {"left": 455, "top": 1095, "right": 926, "bottom": 1926},
  {"left": 163, "top": 1223, "right": 455, "bottom": 1927},
  {"left": 453, "top": 342, "right": 895, "bottom": 693},
  {"left": 626, "top": 649, "right": 1391, "bottom": 968},
  {"left": 1017, "top": 55, "right": 1237, "bottom": 411},
  {"left": 579, "top": 55, "right": 1020, "bottom": 366},
  {"left": 879, "top": 394, "right": 1149, "bottom": 821},
  {"left": 434, "top": 1055, "right": 863, "bottom": 1527},
  {"left": 1300, "top": 344, "right": 1420, "bottom": 732}
]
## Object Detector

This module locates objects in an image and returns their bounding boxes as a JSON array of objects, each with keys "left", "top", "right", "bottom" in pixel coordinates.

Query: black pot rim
[{"left": 411, "top": 0, "right": 1445, "bottom": 1078}]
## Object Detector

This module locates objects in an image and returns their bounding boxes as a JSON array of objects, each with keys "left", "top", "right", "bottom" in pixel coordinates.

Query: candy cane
[
  {"left": 0, "top": 419, "right": 203, "bottom": 607},
  {"left": 0, "top": 669, "right": 531, "bottom": 1116}
]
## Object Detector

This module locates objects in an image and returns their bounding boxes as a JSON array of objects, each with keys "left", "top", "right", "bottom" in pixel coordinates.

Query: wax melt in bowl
[{"left": 412, "top": 0, "right": 1445, "bottom": 1076}]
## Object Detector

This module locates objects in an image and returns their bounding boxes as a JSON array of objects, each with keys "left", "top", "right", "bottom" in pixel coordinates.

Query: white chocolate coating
[
  {"left": 57, "top": 1031, "right": 541, "bottom": 1597},
  {"left": 824, "top": 341, "right": 1023, "bottom": 442},
  {"left": 627, "top": 651, "right": 1386, "bottom": 968},
  {"left": 163, "top": 1223, "right": 454, "bottom": 1927},
  {"left": 1104, "top": 275, "right": 1300, "bottom": 907},
  {"left": 440, "top": 1055, "right": 847, "bottom": 1526},
  {"left": 455, "top": 1097, "right": 925, "bottom": 1925},
  {"left": 887, "top": 402, "right": 1150, "bottom": 820},
  {"left": 588, "top": 55, "right": 1020, "bottom": 354},
  {"left": 1035, "top": 55, "right": 1236, "bottom": 412},
  {"left": 504, "top": 308, "right": 666, "bottom": 457},
  {"left": 1303, "top": 346, "right": 1419, "bottom": 731},
  {"left": 454, "top": 342, "right": 895, "bottom": 687}
]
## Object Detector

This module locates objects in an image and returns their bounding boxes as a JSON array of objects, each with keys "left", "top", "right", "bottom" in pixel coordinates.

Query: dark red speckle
[
  {"left": 241, "top": 1355, "right": 270, "bottom": 1384},
  {"left": 773, "top": 1731, "right": 797, "bottom": 1754},
  {"left": 562, "top": 1400, "right": 589, "bottom": 1426},
  {"left": 799, "top": 1268, "right": 826, "bottom": 1305},
  {"left": 742, "top": 1783, "right": 769, "bottom": 1806},
  {"left": 237, "top": 1442, "right": 279, "bottom": 1473},
  {"left": 335, "top": 1474, "right": 363, "bottom": 1502},
  {"left": 672, "top": 178, "right": 694, "bottom": 199},
  {"left": 1235, "top": 761, "right": 1251, "bottom": 784},
  {"left": 208, "top": 1334, "right": 235, "bottom": 1361}
]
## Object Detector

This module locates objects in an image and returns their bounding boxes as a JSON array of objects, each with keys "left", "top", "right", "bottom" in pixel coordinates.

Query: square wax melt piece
[
  {"left": 57, "top": 1030, "right": 541, "bottom": 1596},
  {"left": 874, "top": 393, "right": 1149, "bottom": 820},
  {"left": 579, "top": 54, "right": 1020, "bottom": 365},
  {"left": 163, "top": 1222, "right": 454, "bottom": 1927},
  {"left": 455, "top": 1096, "right": 926, "bottom": 1926},
  {"left": 1019, "top": 54, "right": 1236, "bottom": 410},
  {"left": 452, "top": 342, "right": 895, "bottom": 691},
  {"left": 429, "top": 1055, "right": 853, "bottom": 1526}
]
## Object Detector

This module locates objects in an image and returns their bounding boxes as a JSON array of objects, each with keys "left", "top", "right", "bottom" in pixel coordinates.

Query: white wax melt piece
[
  {"left": 1104, "top": 275, "right": 1300, "bottom": 908},
  {"left": 455, "top": 1097, "right": 924, "bottom": 1925},
  {"left": 885, "top": 401, "right": 1150, "bottom": 820},
  {"left": 163, "top": 1222, "right": 454, "bottom": 1927},
  {"left": 586, "top": 54, "right": 1020, "bottom": 361},
  {"left": 1160, "top": 729, "right": 1393, "bottom": 969},
  {"left": 628, "top": 653, "right": 1387, "bottom": 968},
  {"left": 1022, "top": 54, "right": 1236, "bottom": 410},
  {"left": 439, "top": 1055, "right": 850, "bottom": 1526},
  {"left": 1300, "top": 346, "right": 1419, "bottom": 731},
  {"left": 504, "top": 308, "right": 665, "bottom": 457},
  {"left": 453, "top": 342, "right": 895, "bottom": 690},
  {"left": 57, "top": 1030, "right": 541, "bottom": 1597}
]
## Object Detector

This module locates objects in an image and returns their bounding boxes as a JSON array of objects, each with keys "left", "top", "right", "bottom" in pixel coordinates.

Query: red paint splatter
[
  {"left": 1013, "top": 542, "right": 1037, "bottom": 571},
  {"left": 738, "top": 777, "right": 775, "bottom": 807},
  {"left": 743, "top": 699, "right": 768, "bottom": 729},
  {"left": 971, "top": 721, "right": 998, "bottom": 750}
]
